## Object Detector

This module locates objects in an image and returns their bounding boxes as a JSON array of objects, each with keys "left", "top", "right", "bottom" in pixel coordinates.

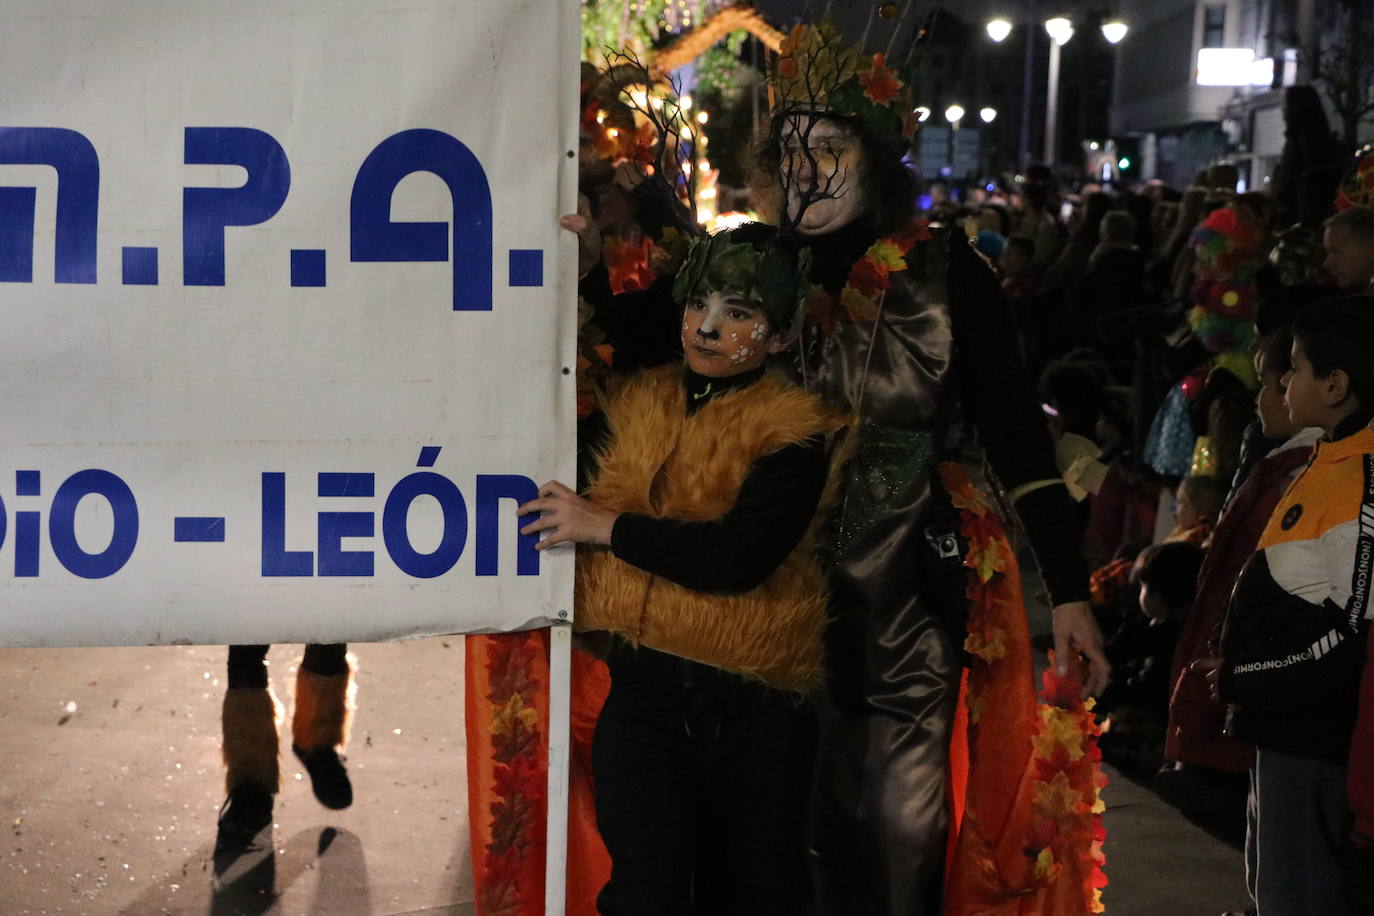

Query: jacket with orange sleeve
[{"left": 1217, "top": 426, "right": 1374, "bottom": 764}]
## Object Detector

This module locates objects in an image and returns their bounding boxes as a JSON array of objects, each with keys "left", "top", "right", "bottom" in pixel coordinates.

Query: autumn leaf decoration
[
  {"left": 476, "top": 635, "right": 547, "bottom": 916},
  {"left": 859, "top": 53, "right": 903, "bottom": 105},
  {"left": 936, "top": 462, "right": 1010, "bottom": 668},
  {"left": 807, "top": 220, "right": 930, "bottom": 334},
  {"left": 774, "top": 23, "right": 858, "bottom": 98},
  {"left": 1031, "top": 654, "right": 1110, "bottom": 913},
  {"left": 603, "top": 235, "right": 656, "bottom": 295}
]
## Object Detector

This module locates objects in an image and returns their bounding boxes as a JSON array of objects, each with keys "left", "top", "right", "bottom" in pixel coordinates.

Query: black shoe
[
  {"left": 216, "top": 779, "right": 274, "bottom": 851},
  {"left": 293, "top": 744, "right": 353, "bottom": 810}
]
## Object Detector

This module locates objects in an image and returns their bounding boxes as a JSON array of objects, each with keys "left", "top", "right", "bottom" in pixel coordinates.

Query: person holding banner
[{"left": 520, "top": 222, "right": 845, "bottom": 915}]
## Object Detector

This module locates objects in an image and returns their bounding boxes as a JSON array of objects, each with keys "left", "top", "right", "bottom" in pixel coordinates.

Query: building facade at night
[{"left": 1111, "top": 0, "right": 1374, "bottom": 188}]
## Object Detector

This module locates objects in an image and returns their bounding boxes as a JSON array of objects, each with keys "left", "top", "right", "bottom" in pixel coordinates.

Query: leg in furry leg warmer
[
  {"left": 218, "top": 647, "right": 282, "bottom": 849},
  {"left": 291, "top": 643, "right": 354, "bottom": 810}
]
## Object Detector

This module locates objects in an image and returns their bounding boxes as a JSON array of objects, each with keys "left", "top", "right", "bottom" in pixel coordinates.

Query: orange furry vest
[{"left": 575, "top": 365, "right": 844, "bottom": 693}]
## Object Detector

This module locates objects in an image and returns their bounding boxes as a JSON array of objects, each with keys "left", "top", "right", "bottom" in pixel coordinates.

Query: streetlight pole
[
  {"left": 1045, "top": 39, "right": 1061, "bottom": 165},
  {"left": 990, "top": 3, "right": 1038, "bottom": 171},
  {"left": 980, "top": 107, "right": 999, "bottom": 176},
  {"left": 1043, "top": 17, "right": 1074, "bottom": 167},
  {"left": 945, "top": 104, "right": 965, "bottom": 178},
  {"left": 1019, "top": 4, "right": 1036, "bottom": 170}
]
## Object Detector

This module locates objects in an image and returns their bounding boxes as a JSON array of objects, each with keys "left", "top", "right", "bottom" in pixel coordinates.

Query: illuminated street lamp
[
  {"left": 914, "top": 105, "right": 932, "bottom": 123},
  {"left": 945, "top": 104, "right": 966, "bottom": 124},
  {"left": 980, "top": 106, "right": 998, "bottom": 123},
  {"left": 986, "top": 18, "right": 1012, "bottom": 43},
  {"left": 1044, "top": 16, "right": 1074, "bottom": 45},
  {"left": 1101, "top": 20, "right": 1128, "bottom": 44}
]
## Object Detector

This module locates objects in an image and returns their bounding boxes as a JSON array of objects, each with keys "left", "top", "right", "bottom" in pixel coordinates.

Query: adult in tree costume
[{"left": 758, "top": 23, "right": 1110, "bottom": 915}]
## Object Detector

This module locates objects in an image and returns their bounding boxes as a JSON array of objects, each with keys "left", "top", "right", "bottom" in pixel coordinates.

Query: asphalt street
[{"left": 0, "top": 636, "right": 1251, "bottom": 915}]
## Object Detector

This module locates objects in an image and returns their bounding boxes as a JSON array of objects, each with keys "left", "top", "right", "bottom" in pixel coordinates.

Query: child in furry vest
[{"left": 518, "top": 223, "right": 844, "bottom": 916}]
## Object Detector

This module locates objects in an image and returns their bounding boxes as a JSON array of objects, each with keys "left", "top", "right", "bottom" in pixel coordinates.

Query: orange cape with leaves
[{"left": 940, "top": 462, "right": 1108, "bottom": 915}]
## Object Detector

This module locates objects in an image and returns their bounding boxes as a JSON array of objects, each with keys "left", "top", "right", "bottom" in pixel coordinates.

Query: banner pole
[
  {"left": 544, "top": 622, "right": 572, "bottom": 915},
  {"left": 547, "top": 0, "right": 582, "bottom": 910}
]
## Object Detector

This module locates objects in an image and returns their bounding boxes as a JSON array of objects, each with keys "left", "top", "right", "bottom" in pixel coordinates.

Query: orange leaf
[{"left": 859, "top": 53, "right": 903, "bottom": 105}]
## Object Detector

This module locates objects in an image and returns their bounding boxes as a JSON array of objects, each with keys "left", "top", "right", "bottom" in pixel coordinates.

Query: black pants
[
  {"left": 226, "top": 643, "right": 348, "bottom": 688},
  {"left": 592, "top": 645, "right": 816, "bottom": 916}
]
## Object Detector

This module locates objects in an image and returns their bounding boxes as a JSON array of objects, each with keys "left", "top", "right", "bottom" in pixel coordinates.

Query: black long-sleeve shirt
[
  {"left": 587, "top": 367, "right": 828, "bottom": 593},
  {"left": 942, "top": 230, "right": 1091, "bottom": 605}
]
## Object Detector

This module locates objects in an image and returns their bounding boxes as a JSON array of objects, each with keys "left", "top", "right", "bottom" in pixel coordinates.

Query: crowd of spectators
[{"left": 928, "top": 84, "right": 1374, "bottom": 915}]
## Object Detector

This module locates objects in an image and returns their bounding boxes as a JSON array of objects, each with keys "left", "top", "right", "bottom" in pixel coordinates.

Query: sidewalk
[
  {"left": 1, "top": 639, "right": 1251, "bottom": 914},
  {"left": 1101, "top": 765, "right": 1250, "bottom": 915}
]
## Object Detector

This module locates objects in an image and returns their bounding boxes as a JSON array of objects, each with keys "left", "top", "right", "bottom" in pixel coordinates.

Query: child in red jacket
[{"left": 1159, "top": 326, "right": 1320, "bottom": 819}]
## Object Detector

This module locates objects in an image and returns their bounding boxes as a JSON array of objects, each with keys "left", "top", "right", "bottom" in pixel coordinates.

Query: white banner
[{"left": 0, "top": 0, "right": 579, "bottom": 646}]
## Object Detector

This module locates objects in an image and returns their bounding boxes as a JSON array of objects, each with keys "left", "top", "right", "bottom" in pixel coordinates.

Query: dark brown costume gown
[{"left": 799, "top": 221, "right": 1089, "bottom": 916}]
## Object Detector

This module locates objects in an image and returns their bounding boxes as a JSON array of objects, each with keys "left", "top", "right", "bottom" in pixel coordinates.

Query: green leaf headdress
[{"left": 672, "top": 225, "right": 813, "bottom": 340}]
